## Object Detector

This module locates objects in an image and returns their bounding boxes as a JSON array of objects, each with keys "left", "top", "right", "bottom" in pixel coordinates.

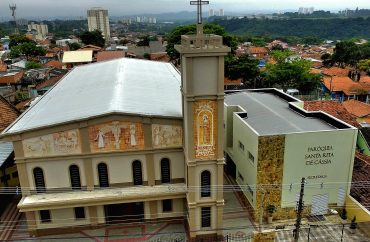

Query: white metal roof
[
  {"left": 62, "top": 50, "right": 93, "bottom": 63},
  {"left": 3, "top": 58, "right": 182, "bottom": 135},
  {"left": 0, "top": 141, "right": 13, "bottom": 167}
]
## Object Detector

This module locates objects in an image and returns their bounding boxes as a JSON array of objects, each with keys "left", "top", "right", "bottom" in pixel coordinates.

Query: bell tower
[{"left": 175, "top": 1, "right": 230, "bottom": 239}]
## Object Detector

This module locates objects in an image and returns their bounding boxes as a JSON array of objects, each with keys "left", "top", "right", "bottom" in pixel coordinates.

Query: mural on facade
[
  {"left": 89, "top": 121, "right": 144, "bottom": 152},
  {"left": 23, "top": 130, "right": 81, "bottom": 157},
  {"left": 152, "top": 124, "right": 183, "bottom": 148},
  {"left": 193, "top": 100, "right": 217, "bottom": 159}
]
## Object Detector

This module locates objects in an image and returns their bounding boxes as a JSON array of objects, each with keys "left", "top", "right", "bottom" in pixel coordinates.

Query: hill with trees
[{"left": 212, "top": 17, "right": 370, "bottom": 40}]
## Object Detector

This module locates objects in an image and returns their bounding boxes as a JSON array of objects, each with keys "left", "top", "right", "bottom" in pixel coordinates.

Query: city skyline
[{"left": 1, "top": 0, "right": 370, "bottom": 19}]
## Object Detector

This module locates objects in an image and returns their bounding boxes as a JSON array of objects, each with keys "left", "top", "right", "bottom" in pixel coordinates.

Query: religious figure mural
[
  {"left": 152, "top": 124, "right": 183, "bottom": 149},
  {"left": 193, "top": 100, "right": 217, "bottom": 159},
  {"left": 89, "top": 121, "right": 144, "bottom": 152},
  {"left": 23, "top": 130, "right": 81, "bottom": 157}
]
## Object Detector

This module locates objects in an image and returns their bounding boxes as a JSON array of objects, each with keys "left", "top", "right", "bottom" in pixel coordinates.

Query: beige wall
[
  {"left": 191, "top": 57, "right": 218, "bottom": 95},
  {"left": 156, "top": 198, "right": 185, "bottom": 219},
  {"left": 153, "top": 152, "right": 185, "bottom": 181},
  {"left": 228, "top": 112, "right": 259, "bottom": 207},
  {"left": 194, "top": 205, "right": 217, "bottom": 235},
  {"left": 35, "top": 207, "right": 90, "bottom": 229},
  {"left": 92, "top": 154, "right": 147, "bottom": 185},
  {"left": 27, "top": 159, "right": 86, "bottom": 189},
  {"left": 282, "top": 129, "right": 357, "bottom": 207},
  {"left": 96, "top": 205, "right": 106, "bottom": 224}
]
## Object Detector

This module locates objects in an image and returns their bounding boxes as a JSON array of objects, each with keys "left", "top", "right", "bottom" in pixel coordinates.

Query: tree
[
  {"left": 265, "top": 59, "right": 322, "bottom": 94},
  {"left": 321, "top": 53, "right": 333, "bottom": 67},
  {"left": 9, "top": 34, "right": 32, "bottom": 49},
  {"left": 166, "top": 24, "right": 238, "bottom": 65},
  {"left": 270, "top": 49, "right": 295, "bottom": 64},
  {"left": 359, "top": 59, "right": 370, "bottom": 75},
  {"left": 10, "top": 42, "right": 46, "bottom": 59},
  {"left": 332, "top": 41, "right": 362, "bottom": 67},
  {"left": 79, "top": 30, "right": 105, "bottom": 47},
  {"left": 25, "top": 61, "right": 42, "bottom": 70},
  {"left": 67, "top": 42, "right": 81, "bottom": 51},
  {"left": 137, "top": 36, "right": 150, "bottom": 46},
  {"left": 225, "top": 54, "right": 260, "bottom": 87}
]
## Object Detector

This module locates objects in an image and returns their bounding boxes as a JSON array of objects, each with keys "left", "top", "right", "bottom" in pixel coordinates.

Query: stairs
[{"left": 0, "top": 197, "right": 22, "bottom": 241}]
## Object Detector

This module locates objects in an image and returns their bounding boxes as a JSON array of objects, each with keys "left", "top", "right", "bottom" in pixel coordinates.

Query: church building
[{"left": 1, "top": 13, "right": 230, "bottom": 240}]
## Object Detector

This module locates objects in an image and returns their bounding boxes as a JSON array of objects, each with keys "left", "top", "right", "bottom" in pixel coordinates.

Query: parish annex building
[{"left": 0, "top": 27, "right": 357, "bottom": 239}]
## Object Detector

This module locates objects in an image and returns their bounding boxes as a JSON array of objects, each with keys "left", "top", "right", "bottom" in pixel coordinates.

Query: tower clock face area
[{"left": 194, "top": 100, "right": 218, "bottom": 160}]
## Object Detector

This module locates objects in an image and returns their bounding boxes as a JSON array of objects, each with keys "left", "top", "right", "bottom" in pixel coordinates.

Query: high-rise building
[
  {"left": 208, "top": 9, "right": 214, "bottom": 17},
  {"left": 87, "top": 7, "right": 111, "bottom": 41},
  {"left": 27, "top": 22, "right": 48, "bottom": 40},
  {"left": 219, "top": 9, "right": 224, "bottom": 16}
]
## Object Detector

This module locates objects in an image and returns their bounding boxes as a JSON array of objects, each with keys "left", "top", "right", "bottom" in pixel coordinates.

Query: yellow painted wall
[
  {"left": 346, "top": 195, "right": 370, "bottom": 222},
  {"left": 156, "top": 198, "right": 185, "bottom": 219}
]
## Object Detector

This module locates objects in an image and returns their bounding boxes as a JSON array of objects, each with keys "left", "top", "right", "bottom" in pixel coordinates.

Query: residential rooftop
[
  {"left": 2, "top": 58, "right": 182, "bottom": 135},
  {"left": 225, "top": 89, "right": 354, "bottom": 136}
]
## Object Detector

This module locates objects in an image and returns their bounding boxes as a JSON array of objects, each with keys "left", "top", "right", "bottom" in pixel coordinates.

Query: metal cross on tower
[{"left": 190, "top": 0, "right": 209, "bottom": 24}]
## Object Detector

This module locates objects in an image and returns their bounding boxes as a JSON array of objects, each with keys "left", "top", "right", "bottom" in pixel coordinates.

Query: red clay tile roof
[
  {"left": 304, "top": 100, "right": 361, "bottom": 128},
  {"left": 224, "top": 77, "right": 242, "bottom": 85},
  {"left": 96, "top": 51, "right": 125, "bottom": 62},
  {"left": 322, "top": 67, "right": 350, "bottom": 77},
  {"left": 79, "top": 45, "right": 103, "bottom": 51},
  {"left": 310, "top": 68, "right": 322, "bottom": 74},
  {"left": 150, "top": 52, "right": 170, "bottom": 62},
  {"left": 36, "top": 75, "right": 63, "bottom": 90},
  {"left": 0, "top": 72, "right": 24, "bottom": 85},
  {"left": 0, "top": 96, "right": 19, "bottom": 132},
  {"left": 45, "top": 60, "right": 63, "bottom": 69},
  {"left": 322, "top": 76, "right": 370, "bottom": 96},
  {"left": 247, "top": 47, "right": 268, "bottom": 54},
  {"left": 343, "top": 99, "right": 370, "bottom": 118},
  {"left": 350, "top": 152, "right": 370, "bottom": 209},
  {"left": 0, "top": 61, "right": 7, "bottom": 72}
]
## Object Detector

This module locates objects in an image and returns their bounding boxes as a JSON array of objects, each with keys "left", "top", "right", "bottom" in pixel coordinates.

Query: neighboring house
[
  {"left": 44, "top": 60, "right": 63, "bottom": 69},
  {"left": 224, "top": 77, "right": 242, "bottom": 90},
  {"left": 322, "top": 76, "right": 370, "bottom": 102},
  {"left": 62, "top": 50, "right": 93, "bottom": 69},
  {"left": 343, "top": 99, "right": 370, "bottom": 126},
  {"left": 0, "top": 72, "right": 24, "bottom": 86},
  {"left": 96, "top": 51, "right": 125, "bottom": 62},
  {"left": 35, "top": 75, "right": 63, "bottom": 94},
  {"left": 149, "top": 52, "right": 170, "bottom": 63},
  {"left": 246, "top": 47, "right": 268, "bottom": 59},
  {"left": 225, "top": 89, "right": 357, "bottom": 221}
]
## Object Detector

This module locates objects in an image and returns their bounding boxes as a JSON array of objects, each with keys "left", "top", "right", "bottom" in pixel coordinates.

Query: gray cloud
[{"left": 1, "top": 0, "right": 370, "bottom": 18}]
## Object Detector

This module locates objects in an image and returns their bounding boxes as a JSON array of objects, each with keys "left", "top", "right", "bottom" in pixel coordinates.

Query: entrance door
[
  {"left": 311, "top": 194, "right": 329, "bottom": 216},
  {"left": 104, "top": 202, "right": 144, "bottom": 224}
]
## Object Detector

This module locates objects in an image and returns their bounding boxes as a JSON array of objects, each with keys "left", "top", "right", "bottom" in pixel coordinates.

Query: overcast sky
[{"left": 1, "top": 0, "right": 370, "bottom": 18}]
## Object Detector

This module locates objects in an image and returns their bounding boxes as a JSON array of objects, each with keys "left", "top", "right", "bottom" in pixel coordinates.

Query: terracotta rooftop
[
  {"left": 343, "top": 99, "right": 370, "bottom": 118},
  {"left": 322, "top": 67, "right": 350, "bottom": 77},
  {"left": 310, "top": 68, "right": 322, "bottom": 74},
  {"left": 350, "top": 151, "right": 370, "bottom": 209},
  {"left": 79, "top": 45, "right": 102, "bottom": 51},
  {"left": 0, "top": 72, "right": 24, "bottom": 85},
  {"left": 96, "top": 51, "right": 125, "bottom": 62},
  {"left": 0, "top": 96, "right": 19, "bottom": 132},
  {"left": 150, "top": 52, "right": 170, "bottom": 63},
  {"left": 36, "top": 75, "right": 64, "bottom": 90},
  {"left": 0, "top": 61, "right": 7, "bottom": 72},
  {"left": 304, "top": 100, "right": 361, "bottom": 128},
  {"left": 322, "top": 76, "right": 370, "bottom": 96},
  {"left": 45, "top": 60, "right": 63, "bottom": 69},
  {"left": 224, "top": 77, "right": 242, "bottom": 86},
  {"left": 247, "top": 47, "right": 268, "bottom": 54}
]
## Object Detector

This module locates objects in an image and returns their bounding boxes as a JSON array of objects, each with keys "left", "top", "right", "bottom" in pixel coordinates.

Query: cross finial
[{"left": 190, "top": 0, "right": 209, "bottom": 24}]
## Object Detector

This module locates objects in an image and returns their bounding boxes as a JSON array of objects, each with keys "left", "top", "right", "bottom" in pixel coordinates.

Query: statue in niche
[
  {"left": 95, "top": 129, "right": 106, "bottom": 148},
  {"left": 198, "top": 111, "right": 212, "bottom": 146},
  {"left": 153, "top": 125, "right": 160, "bottom": 146},
  {"left": 130, "top": 124, "right": 137, "bottom": 146},
  {"left": 111, "top": 121, "right": 121, "bottom": 149}
]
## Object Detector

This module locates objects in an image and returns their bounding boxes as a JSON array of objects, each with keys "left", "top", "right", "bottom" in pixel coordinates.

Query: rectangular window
[
  {"left": 247, "top": 183, "right": 254, "bottom": 197},
  {"left": 248, "top": 151, "right": 254, "bottom": 163},
  {"left": 201, "top": 207, "right": 211, "bottom": 228},
  {"left": 162, "top": 199, "right": 173, "bottom": 212},
  {"left": 238, "top": 141, "right": 244, "bottom": 151},
  {"left": 40, "top": 210, "right": 51, "bottom": 223},
  {"left": 238, "top": 172, "right": 244, "bottom": 182},
  {"left": 12, "top": 171, "right": 18, "bottom": 178},
  {"left": 74, "top": 207, "right": 86, "bottom": 219}
]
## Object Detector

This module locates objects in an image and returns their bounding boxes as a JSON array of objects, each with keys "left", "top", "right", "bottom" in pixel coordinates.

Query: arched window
[
  {"left": 98, "top": 163, "right": 109, "bottom": 188},
  {"left": 132, "top": 160, "right": 143, "bottom": 185},
  {"left": 33, "top": 167, "right": 45, "bottom": 193},
  {"left": 201, "top": 170, "right": 211, "bottom": 197},
  {"left": 161, "top": 158, "right": 171, "bottom": 183},
  {"left": 69, "top": 165, "right": 81, "bottom": 190}
]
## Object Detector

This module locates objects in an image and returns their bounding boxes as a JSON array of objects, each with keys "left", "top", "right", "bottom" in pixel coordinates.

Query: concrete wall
[
  {"left": 153, "top": 152, "right": 184, "bottom": 181},
  {"left": 156, "top": 198, "right": 185, "bottom": 219},
  {"left": 282, "top": 129, "right": 357, "bottom": 208}
]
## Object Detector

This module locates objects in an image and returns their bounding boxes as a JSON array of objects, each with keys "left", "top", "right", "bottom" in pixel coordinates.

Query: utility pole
[
  {"left": 259, "top": 188, "right": 265, "bottom": 231},
  {"left": 294, "top": 177, "right": 305, "bottom": 242}
]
